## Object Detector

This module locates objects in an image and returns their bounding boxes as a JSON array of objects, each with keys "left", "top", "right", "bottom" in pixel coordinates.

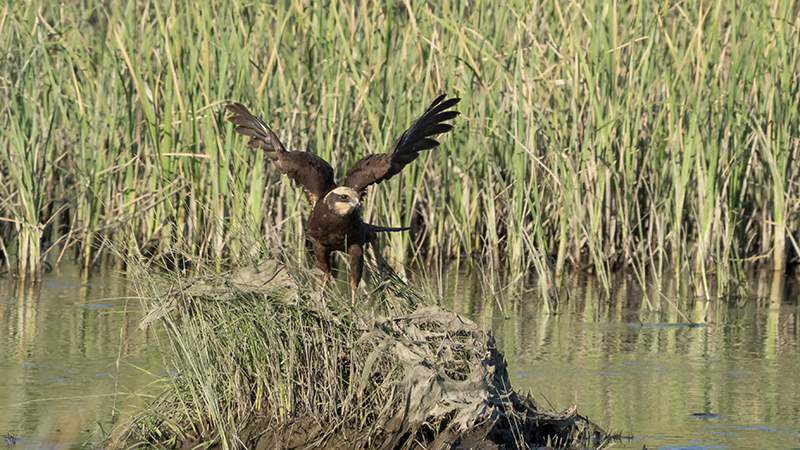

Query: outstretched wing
[
  {"left": 226, "top": 103, "right": 336, "bottom": 206},
  {"left": 344, "top": 94, "right": 460, "bottom": 194}
]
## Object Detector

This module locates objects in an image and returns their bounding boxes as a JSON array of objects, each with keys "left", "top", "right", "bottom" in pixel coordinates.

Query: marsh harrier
[{"left": 226, "top": 95, "right": 460, "bottom": 303}]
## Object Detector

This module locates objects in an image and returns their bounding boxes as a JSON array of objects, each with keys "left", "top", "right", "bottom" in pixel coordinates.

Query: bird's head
[{"left": 325, "top": 187, "right": 362, "bottom": 216}]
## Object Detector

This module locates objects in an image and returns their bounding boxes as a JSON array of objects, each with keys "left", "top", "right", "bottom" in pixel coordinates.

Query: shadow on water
[
  {"left": 0, "top": 265, "right": 166, "bottom": 449},
  {"left": 436, "top": 267, "right": 800, "bottom": 450}
]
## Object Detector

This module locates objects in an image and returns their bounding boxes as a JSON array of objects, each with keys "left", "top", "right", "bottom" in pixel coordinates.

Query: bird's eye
[{"left": 341, "top": 194, "right": 349, "bottom": 200}]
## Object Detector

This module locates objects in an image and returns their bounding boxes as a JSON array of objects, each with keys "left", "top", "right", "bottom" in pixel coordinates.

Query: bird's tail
[
  {"left": 370, "top": 224, "right": 413, "bottom": 233},
  {"left": 365, "top": 223, "right": 414, "bottom": 243}
]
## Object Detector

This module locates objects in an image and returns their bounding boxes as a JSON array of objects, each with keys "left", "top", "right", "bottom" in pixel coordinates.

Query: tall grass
[{"left": 0, "top": 0, "right": 798, "bottom": 294}]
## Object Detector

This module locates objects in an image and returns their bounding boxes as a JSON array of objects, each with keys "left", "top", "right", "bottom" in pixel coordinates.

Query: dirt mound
[
  {"left": 262, "top": 306, "right": 605, "bottom": 449},
  {"left": 113, "top": 261, "right": 608, "bottom": 450}
]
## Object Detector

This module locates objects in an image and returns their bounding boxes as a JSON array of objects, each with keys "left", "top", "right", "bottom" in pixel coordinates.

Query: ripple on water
[{"left": 73, "top": 302, "right": 114, "bottom": 307}]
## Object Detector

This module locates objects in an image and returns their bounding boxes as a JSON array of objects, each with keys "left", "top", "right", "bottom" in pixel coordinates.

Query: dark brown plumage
[{"left": 226, "top": 94, "right": 460, "bottom": 302}]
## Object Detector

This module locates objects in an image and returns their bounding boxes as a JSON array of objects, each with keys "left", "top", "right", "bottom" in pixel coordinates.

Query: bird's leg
[
  {"left": 348, "top": 243, "right": 364, "bottom": 306},
  {"left": 321, "top": 271, "right": 332, "bottom": 289},
  {"left": 314, "top": 242, "right": 333, "bottom": 291}
]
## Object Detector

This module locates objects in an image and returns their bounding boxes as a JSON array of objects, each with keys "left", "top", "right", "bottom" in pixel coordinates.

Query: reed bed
[{"left": 1, "top": 0, "right": 798, "bottom": 294}]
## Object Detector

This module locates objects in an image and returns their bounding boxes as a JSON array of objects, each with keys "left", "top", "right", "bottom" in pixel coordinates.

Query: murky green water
[
  {"left": 1, "top": 266, "right": 799, "bottom": 449},
  {"left": 448, "top": 271, "right": 800, "bottom": 450},
  {"left": 0, "top": 265, "right": 164, "bottom": 448}
]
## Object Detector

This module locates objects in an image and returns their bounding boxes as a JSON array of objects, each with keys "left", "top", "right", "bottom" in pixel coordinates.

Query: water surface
[
  {"left": 0, "top": 265, "right": 164, "bottom": 448},
  {"left": 2, "top": 265, "right": 799, "bottom": 449},
  {"left": 446, "top": 271, "right": 800, "bottom": 449}
]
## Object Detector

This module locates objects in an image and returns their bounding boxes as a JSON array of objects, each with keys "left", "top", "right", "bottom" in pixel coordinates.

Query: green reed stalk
[
  {"left": 2, "top": 0, "right": 800, "bottom": 294},
  {"left": 1, "top": 93, "right": 47, "bottom": 281}
]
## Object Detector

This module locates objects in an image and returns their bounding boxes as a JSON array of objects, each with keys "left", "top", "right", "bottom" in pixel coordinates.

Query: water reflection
[
  {"left": 443, "top": 270, "right": 800, "bottom": 449},
  {"left": 2, "top": 262, "right": 799, "bottom": 449},
  {"left": 0, "top": 265, "right": 164, "bottom": 449}
]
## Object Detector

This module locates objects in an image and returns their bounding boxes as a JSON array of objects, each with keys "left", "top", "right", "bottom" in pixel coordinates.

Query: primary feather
[
  {"left": 226, "top": 102, "right": 336, "bottom": 206},
  {"left": 344, "top": 94, "right": 461, "bottom": 194}
]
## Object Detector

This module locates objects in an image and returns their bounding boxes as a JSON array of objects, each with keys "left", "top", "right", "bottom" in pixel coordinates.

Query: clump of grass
[
  {"left": 1, "top": 0, "right": 799, "bottom": 295},
  {"left": 112, "top": 258, "right": 606, "bottom": 449},
  {"left": 113, "top": 258, "right": 417, "bottom": 449},
  {"left": 115, "top": 270, "right": 311, "bottom": 446}
]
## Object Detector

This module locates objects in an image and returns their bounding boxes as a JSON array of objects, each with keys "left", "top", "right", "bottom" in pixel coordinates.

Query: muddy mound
[{"left": 113, "top": 261, "right": 607, "bottom": 449}]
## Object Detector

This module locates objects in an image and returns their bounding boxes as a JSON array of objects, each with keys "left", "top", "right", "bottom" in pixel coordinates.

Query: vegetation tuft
[
  {"left": 1, "top": 0, "right": 799, "bottom": 294},
  {"left": 112, "top": 259, "right": 608, "bottom": 449}
]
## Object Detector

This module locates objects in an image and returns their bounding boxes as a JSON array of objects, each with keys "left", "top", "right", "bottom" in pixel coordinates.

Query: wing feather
[
  {"left": 344, "top": 94, "right": 460, "bottom": 194},
  {"left": 226, "top": 103, "right": 336, "bottom": 206}
]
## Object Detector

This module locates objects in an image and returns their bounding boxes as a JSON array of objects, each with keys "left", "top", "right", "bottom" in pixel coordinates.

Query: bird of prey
[{"left": 226, "top": 94, "right": 460, "bottom": 303}]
